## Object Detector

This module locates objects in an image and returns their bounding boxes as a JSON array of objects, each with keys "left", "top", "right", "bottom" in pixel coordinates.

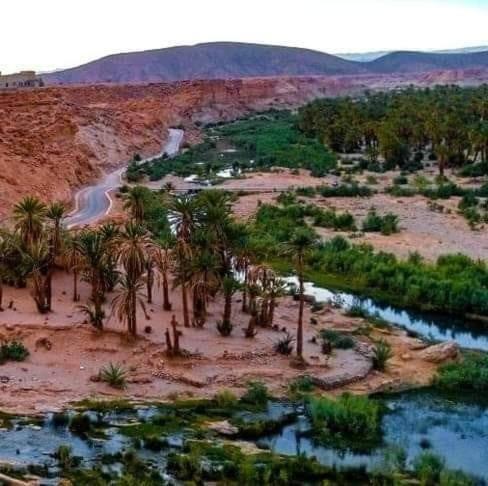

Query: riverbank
[{"left": 0, "top": 268, "right": 450, "bottom": 415}]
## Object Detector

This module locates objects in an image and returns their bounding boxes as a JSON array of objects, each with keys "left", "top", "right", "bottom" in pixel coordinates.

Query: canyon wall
[{"left": 1, "top": 72, "right": 487, "bottom": 216}]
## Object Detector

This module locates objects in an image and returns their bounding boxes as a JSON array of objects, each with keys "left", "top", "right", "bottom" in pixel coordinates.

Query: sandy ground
[
  {"left": 309, "top": 193, "right": 488, "bottom": 261},
  {"left": 0, "top": 270, "right": 441, "bottom": 415},
  {"left": 226, "top": 169, "right": 488, "bottom": 261}
]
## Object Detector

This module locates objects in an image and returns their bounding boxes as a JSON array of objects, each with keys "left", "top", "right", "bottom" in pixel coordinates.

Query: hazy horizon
[{"left": 2, "top": 0, "right": 488, "bottom": 74}]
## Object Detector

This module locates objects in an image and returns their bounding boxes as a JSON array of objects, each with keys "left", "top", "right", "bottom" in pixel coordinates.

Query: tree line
[
  {"left": 0, "top": 188, "right": 316, "bottom": 362},
  {"left": 298, "top": 85, "right": 488, "bottom": 175}
]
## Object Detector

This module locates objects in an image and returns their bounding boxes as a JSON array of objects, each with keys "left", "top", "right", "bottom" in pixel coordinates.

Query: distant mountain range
[
  {"left": 337, "top": 46, "right": 488, "bottom": 62},
  {"left": 43, "top": 42, "right": 488, "bottom": 85}
]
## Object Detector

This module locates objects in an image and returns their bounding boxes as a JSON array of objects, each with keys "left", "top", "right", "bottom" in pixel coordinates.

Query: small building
[{"left": 0, "top": 71, "right": 44, "bottom": 89}]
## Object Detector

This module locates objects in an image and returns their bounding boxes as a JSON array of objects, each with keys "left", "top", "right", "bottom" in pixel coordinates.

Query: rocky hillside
[
  {"left": 0, "top": 76, "right": 366, "bottom": 215},
  {"left": 43, "top": 42, "right": 488, "bottom": 85},
  {"left": 2, "top": 70, "right": 488, "bottom": 216}
]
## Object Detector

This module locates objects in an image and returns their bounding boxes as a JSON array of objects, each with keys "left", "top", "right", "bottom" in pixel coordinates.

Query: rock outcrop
[{"left": 419, "top": 342, "right": 459, "bottom": 363}]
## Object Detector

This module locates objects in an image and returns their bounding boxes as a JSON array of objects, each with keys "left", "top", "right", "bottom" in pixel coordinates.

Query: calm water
[
  {"left": 284, "top": 277, "right": 488, "bottom": 351},
  {"left": 1, "top": 392, "right": 487, "bottom": 481},
  {"left": 260, "top": 391, "right": 488, "bottom": 481}
]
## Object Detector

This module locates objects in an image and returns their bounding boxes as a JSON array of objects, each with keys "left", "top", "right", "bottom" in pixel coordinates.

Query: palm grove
[
  {"left": 298, "top": 85, "right": 488, "bottom": 175},
  {"left": 0, "top": 188, "right": 314, "bottom": 360}
]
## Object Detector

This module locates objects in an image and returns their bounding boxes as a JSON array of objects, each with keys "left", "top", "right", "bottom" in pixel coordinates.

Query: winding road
[{"left": 65, "top": 129, "right": 184, "bottom": 228}]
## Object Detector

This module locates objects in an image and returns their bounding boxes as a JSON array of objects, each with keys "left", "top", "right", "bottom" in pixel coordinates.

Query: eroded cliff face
[
  {"left": 0, "top": 76, "right": 362, "bottom": 215},
  {"left": 0, "top": 72, "right": 487, "bottom": 216}
]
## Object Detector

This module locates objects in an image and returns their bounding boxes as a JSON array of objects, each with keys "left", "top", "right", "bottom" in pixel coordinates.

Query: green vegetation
[
  {"left": 299, "top": 85, "right": 488, "bottom": 175},
  {"left": 361, "top": 209, "right": 400, "bottom": 235},
  {"left": 252, "top": 198, "right": 488, "bottom": 316},
  {"left": 372, "top": 339, "right": 393, "bottom": 371},
  {"left": 306, "top": 393, "right": 384, "bottom": 448},
  {"left": 435, "top": 353, "right": 488, "bottom": 392},
  {"left": 135, "top": 110, "right": 336, "bottom": 181},
  {"left": 99, "top": 362, "right": 128, "bottom": 389},
  {"left": 318, "top": 329, "right": 355, "bottom": 350},
  {"left": 0, "top": 340, "right": 29, "bottom": 364},
  {"left": 241, "top": 381, "right": 270, "bottom": 406}
]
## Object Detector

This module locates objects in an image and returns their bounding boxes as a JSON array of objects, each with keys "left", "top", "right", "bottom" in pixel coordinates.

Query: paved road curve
[{"left": 65, "top": 129, "right": 184, "bottom": 228}]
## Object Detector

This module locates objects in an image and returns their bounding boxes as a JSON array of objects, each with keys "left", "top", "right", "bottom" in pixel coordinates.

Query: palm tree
[
  {"left": 172, "top": 249, "right": 192, "bottom": 328},
  {"left": 123, "top": 186, "right": 147, "bottom": 224},
  {"left": 282, "top": 228, "right": 318, "bottom": 359},
  {"left": 76, "top": 230, "right": 108, "bottom": 329},
  {"left": 19, "top": 238, "right": 52, "bottom": 313},
  {"left": 62, "top": 232, "right": 82, "bottom": 302},
  {"left": 46, "top": 201, "right": 66, "bottom": 258},
  {"left": 188, "top": 250, "right": 220, "bottom": 327},
  {"left": 115, "top": 222, "right": 154, "bottom": 279},
  {"left": 13, "top": 196, "right": 47, "bottom": 246},
  {"left": 221, "top": 276, "right": 240, "bottom": 329},
  {"left": 168, "top": 195, "right": 200, "bottom": 327},
  {"left": 111, "top": 273, "right": 146, "bottom": 337},
  {"left": 153, "top": 233, "right": 175, "bottom": 311},
  {"left": 0, "top": 233, "right": 14, "bottom": 311}
]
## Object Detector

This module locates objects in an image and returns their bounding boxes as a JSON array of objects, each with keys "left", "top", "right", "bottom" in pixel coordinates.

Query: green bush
[
  {"left": 214, "top": 389, "right": 239, "bottom": 409},
  {"left": 273, "top": 332, "right": 295, "bottom": 355},
  {"left": 413, "top": 452, "right": 445, "bottom": 486},
  {"left": 241, "top": 381, "right": 270, "bottom": 406},
  {"left": 99, "top": 363, "right": 127, "bottom": 389},
  {"left": 306, "top": 393, "right": 383, "bottom": 443},
  {"left": 362, "top": 209, "right": 399, "bottom": 235},
  {"left": 318, "top": 183, "right": 373, "bottom": 198},
  {"left": 0, "top": 341, "right": 29, "bottom": 364},
  {"left": 319, "top": 329, "right": 355, "bottom": 350},
  {"left": 435, "top": 353, "right": 488, "bottom": 391},
  {"left": 372, "top": 339, "right": 393, "bottom": 371}
]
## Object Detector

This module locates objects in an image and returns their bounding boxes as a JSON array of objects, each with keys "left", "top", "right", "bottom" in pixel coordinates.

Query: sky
[{"left": 1, "top": 0, "right": 488, "bottom": 74}]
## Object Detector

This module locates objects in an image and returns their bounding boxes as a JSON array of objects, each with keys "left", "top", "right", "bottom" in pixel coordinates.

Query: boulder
[
  {"left": 419, "top": 342, "right": 459, "bottom": 363},
  {"left": 207, "top": 420, "right": 238, "bottom": 436}
]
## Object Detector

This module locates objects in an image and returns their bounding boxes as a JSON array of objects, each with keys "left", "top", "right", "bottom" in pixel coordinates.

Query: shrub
[
  {"left": 439, "top": 469, "right": 476, "bottom": 486},
  {"left": 318, "top": 184, "right": 372, "bottom": 198},
  {"left": 288, "top": 375, "right": 315, "bottom": 395},
  {"left": 216, "top": 320, "right": 233, "bottom": 337},
  {"left": 52, "top": 412, "right": 70, "bottom": 427},
  {"left": 345, "top": 303, "right": 370, "bottom": 319},
  {"left": 99, "top": 363, "right": 127, "bottom": 389},
  {"left": 274, "top": 332, "right": 295, "bottom": 355},
  {"left": 55, "top": 444, "right": 78, "bottom": 470},
  {"left": 319, "top": 329, "right": 355, "bottom": 350},
  {"left": 241, "top": 381, "right": 269, "bottom": 406},
  {"left": 413, "top": 452, "right": 445, "bottom": 486},
  {"left": 0, "top": 341, "right": 29, "bottom": 364},
  {"left": 393, "top": 175, "right": 408, "bottom": 185},
  {"left": 214, "top": 389, "right": 238, "bottom": 409},
  {"left": 69, "top": 413, "right": 92, "bottom": 435},
  {"left": 306, "top": 393, "right": 383, "bottom": 441},
  {"left": 362, "top": 209, "right": 399, "bottom": 235},
  {"left": 372, "top": 339, "right": 393, "bottom": 371},
  {"left": 435, "top": 353, "right": 488, "bottom": 391}
]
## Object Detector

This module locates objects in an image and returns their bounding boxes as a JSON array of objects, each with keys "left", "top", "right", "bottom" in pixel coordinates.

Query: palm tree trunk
[
  {"left": 182, "top": 282, "right": 190, "bottom": 328},
  {"left": 242, "top": 265, "right": 248, "bottom": 313},
  {"left": 45, "top": 271, "right": 52, "bottom": 311},
  {"left": 269, "top": 298, "right": 276, "bottom": 327},
  {"left": 297, "top": 266, "right": 304, "bottom": 359},
  {"left": 147, "top": 263, "right": 153, "bottom": 304},
  {"left": 131, "top": 291, "right": 137, "bottom": 337},
  {"left": 223, "top": 291, "right": 232, "bottom": 325},
  {"left": 73, "top": 270, "right": 79, "bottom": 302},
  {"left": 162, "top": 272, "right": 171, "bottom": 311}
]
